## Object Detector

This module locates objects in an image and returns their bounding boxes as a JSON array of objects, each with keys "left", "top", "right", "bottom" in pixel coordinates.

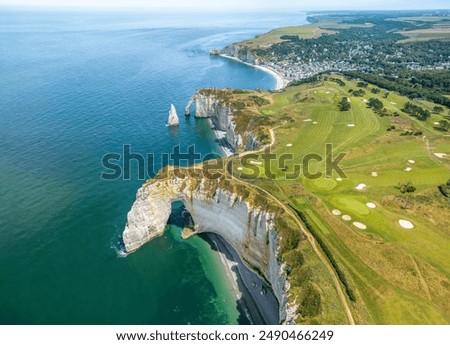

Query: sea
[{"left": 0, "top": 8, "right": 307, "bottom": 324}]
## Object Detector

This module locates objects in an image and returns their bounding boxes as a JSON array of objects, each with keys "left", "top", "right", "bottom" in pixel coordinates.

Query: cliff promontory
[
  {"left": 185, "top": 88, "right": 273, "bottom": 152},
  {"left": 123, "top": 167, "right": 297, "bottom": 323}
]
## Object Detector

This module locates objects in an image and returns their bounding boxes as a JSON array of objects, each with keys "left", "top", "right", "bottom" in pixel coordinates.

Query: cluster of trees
[
  {"left": 352, "top": 89, "right": 366, "bottom": 97},
  {"left": 329, "top": 77, "right": 346, "bottom": 87},
  {"left": 367, "top": 98, "right": 384, "bottom": 113},
  {"left": 402, "top": 102, "right": 431, "bottom": 121},
  {"left": 436, "top": 120, "right": 450, "bottom": 132},
  {"left": 433, "top": 106, "right": 444, "bottom": 114},
  {"left": 345, "top": 71, "right": 450, "bottom": 108},
  {"left": 339, "top": 97, "right": 351, "bottom": 111},
  {"left": 280, "top": 35, "right": 300, "bottom": 42}
]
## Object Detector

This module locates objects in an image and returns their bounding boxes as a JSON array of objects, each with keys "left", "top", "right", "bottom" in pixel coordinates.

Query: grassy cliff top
[
  {"left": 235, "top": 14, "right": 450, "bottom": 49},
  {"left": 236, "top": 17, "right": 374, "bottom": 49},
  {"left": 193, "top": 75, "right": 450, "bottom": 324}
]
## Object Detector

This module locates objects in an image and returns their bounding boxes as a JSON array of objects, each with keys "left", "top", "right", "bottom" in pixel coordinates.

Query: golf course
[{"left": 218, "top": 75, "right": 450, "bottom": 324}]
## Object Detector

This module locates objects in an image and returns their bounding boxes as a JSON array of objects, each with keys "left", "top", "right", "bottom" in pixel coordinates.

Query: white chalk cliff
[
  {"left": 123, "top": 168, "right": 296, "bottom": 324},
  {"left": 185, "top": 89, "right": 261, "bottom": 152}
]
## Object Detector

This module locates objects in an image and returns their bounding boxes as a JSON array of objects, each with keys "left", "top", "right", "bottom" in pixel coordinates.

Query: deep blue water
[{"left": 0, "top": 9, "right": 307, "bottom": 324}]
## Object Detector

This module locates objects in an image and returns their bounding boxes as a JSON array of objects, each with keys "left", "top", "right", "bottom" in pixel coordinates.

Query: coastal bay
[{"left": 0, "top": 9, "right": 307, "bottom": 324}]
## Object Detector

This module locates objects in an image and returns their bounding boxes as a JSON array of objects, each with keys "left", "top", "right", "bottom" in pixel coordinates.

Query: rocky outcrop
[
  {"left": 123, "top": 168, "right": 296, "bottom": 324},
  {"left": 166, "top": 104, "right": 179, "bottom": 127}
]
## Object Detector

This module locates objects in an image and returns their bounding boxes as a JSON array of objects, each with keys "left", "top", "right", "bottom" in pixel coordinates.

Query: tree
[
  {"left": 433, "top": 106, "right": 444, "bottom": 114},
  {"left": 339, "top": 97, "right": 351, "bottom": 111},
  {"left": 437, "top": 120, "right": 449, "bottom": 132}
]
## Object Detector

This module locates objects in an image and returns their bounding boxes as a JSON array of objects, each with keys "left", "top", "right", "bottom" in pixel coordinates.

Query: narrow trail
[
  {"left": 227, "top": 124, "right": 356, "bottom": 325},
  {"left": 410, "top": 255, "right": 432, "bottom": 301}
]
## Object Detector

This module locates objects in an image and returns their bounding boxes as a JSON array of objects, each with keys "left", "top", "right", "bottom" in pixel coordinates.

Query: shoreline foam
[
  {"left": 203, "top": 233, "right": 279, "bottom": 325},
  {"left": 219, "top": 54, "right": 289, "bottom": 90}
]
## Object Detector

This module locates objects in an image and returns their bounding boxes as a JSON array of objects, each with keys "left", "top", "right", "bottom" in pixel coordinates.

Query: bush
[
  {"left": 438, "top": 179, "right": 450, "bottom": 198},
  {"left": 396, "top": 181, "right": 416, "bottom": 194}
]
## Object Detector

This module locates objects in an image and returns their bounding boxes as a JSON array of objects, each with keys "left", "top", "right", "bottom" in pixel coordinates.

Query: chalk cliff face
[
  {"left": 185, "top": 89, "right": 261, "bottom": 152},
  {"left": 123, "top": 168, "right": 295, "bottom": 324},
  {"left": 221, "top": 44, "right": 259, "bottom": 65}
]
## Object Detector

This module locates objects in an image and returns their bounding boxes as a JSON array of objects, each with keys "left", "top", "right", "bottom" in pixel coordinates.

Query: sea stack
[{"left": 166, "top": 104, "right": 179, "bottom": 127}]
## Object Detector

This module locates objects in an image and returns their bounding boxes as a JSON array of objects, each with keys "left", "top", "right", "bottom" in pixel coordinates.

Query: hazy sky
[{"left": 1, "top": 0, "right": 449, "bottom": 10}]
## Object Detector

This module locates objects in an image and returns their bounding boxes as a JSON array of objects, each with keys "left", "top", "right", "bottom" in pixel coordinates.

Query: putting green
[
  {"left": 332, "top": 196, "right": 370, "bottom": 216},
  {"left": 312, "top": 177, "right": 338, "bottom": 191}
]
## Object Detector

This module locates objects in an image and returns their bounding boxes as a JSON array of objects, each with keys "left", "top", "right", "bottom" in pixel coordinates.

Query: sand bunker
[
  {"left": 313, "top": 122, "right": 318, "bottom": 125},
  {"left": 366, "top": 202, "right": 377, "bottom": 209},
  {"left": 326, "top": 91, "right": 330, "bottom": 94},
  {"left": 434, "top": 153, "right": 447, "bottom": 159},
  {"left": 390, "top": 102, "right": 397, "bottom": 105},
  {"left": 286, "top": 144, "right": 293, "bottom": 147},
  {"left": 336, "top": 177, "right": 343, "bottom": 182},
  {"left": 399, "top": 220, "right": 414, "bottom": 229},
  {"left": 353, "top": 222, "right": 367, "bottom": 230},
  {"left": 355, "top": 183, "right": 367, "bottom": 191},
  {"left": 237, "top": 167, "right": 243, "bottom": 171},
  {"left": 363, "top": 99, "right": 368, "bottom": 103},
  {"left": 408, "top": 160, "right": 415, "bottom": 164},
  {"left": 405, "top": 167, "right": 413, "bottom": 172},
  {"left": 303, "top": 119, "right": 312, "bottom": 122},
  {"left": 347, "top": 124, "right": 356, "bottom": 127},
  {"left": 332, "top": 209, "right": 342, "bottom": 216},
  {"left": 434, "top": 122, "right": 440, "bottom": 125},
  {"left": 249, "top": 160, "right": 263, "bottom": 166},
  {"left": 342, "top": 215, "right": 352, "bottom": 221},
  {"left": 371, "top": 172, "right": 378, "bottom": 177}
]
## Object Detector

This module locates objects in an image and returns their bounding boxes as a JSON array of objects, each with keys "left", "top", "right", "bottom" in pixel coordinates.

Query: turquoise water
[{"left": 0, "top": 9, "right": 306, "bottom": 324}]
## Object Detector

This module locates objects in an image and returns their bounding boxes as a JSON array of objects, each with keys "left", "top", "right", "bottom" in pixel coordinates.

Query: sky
[{"left": 1, "top": 0, "right": 449, "bottom": 10}]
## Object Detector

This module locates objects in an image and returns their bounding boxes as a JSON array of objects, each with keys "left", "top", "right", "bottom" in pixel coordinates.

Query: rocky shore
[{"left": 203, "top": 233, "right": 279, "bottom": 324}]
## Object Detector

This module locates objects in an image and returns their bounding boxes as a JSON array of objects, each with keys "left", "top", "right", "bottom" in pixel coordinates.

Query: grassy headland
[{"left": 199, "top": 75, "right": 450, "bottom": 324}]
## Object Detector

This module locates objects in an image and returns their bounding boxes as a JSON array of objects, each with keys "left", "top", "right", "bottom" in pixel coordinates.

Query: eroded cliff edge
[
  {"left": 185, "top": 88, "right": 273, "bottom": 152},
  {"left": 123, "top": 167, "right": 297, "bottom": 324}
]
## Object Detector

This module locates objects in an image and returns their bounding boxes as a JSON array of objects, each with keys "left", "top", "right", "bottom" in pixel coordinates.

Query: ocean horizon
[{"left": 0, "top": 8, "right": 307, "bottom": 324}]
